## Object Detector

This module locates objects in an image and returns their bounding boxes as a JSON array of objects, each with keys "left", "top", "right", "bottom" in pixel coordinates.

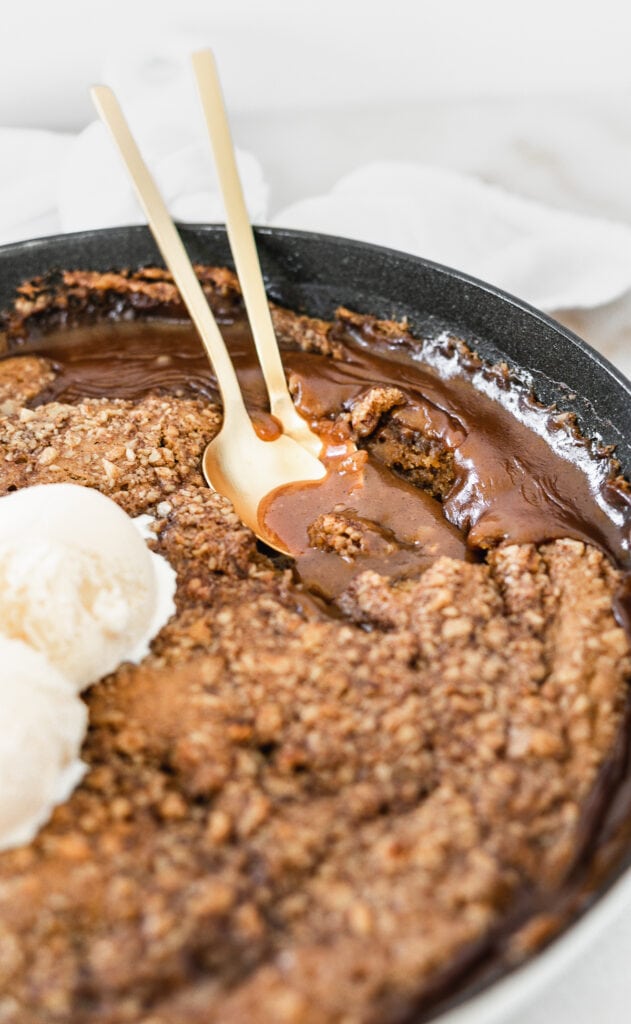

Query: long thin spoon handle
[
  {"left": 90, "top": 84, "right": 252, "bottom": 431},
  {"left": 191, "top": 50, "right": 321, "bottom": 455}
]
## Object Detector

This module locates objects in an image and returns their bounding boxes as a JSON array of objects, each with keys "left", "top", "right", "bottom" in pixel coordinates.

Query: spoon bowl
[{"left": 202, "top": 413, "right": 325, "bottom": 551}]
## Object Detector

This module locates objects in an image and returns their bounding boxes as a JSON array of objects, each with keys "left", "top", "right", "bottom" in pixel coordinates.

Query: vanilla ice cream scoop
[
  {"left": 0, "top": 637, "right": 87, "bottom": 851},
  {"left": 0, "top": 484, "right": 176, "bottom": 690}
]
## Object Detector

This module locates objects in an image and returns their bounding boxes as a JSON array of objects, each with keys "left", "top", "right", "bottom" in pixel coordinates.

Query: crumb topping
[
  {"left": 0, "top": 269, "right": 628, "bottom": 1024},
  {"left": 0, "top": 395, "right": 220, "bottom": 517},
  {"left": 0, "top": 355, "right": 54, "bottom": 412}
]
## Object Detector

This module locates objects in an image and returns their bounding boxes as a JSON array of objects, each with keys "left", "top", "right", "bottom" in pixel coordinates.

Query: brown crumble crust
[
  {"left": 0, "top": 355, "right": 54, "bottom": 412},
  {"left": 0, "top": 269, "right": 629, "bottom": 1024},
  {"left": 1, "top": 266, "right": 242, "bottom": 343},
  {"left": 0, "top": 396, "right": 220, "bottom": 516},
  {"left": 2, "top": 265, "right": 338, "bottom": 359},
  {"left": 364, "top": 411, "right": 457, "bottom": 500},
  {"left": 349, "top": 386, "right": 406, "bottom": 438},
  {"left": 307, "top": 511, "right": 397, "bottom": 560}
]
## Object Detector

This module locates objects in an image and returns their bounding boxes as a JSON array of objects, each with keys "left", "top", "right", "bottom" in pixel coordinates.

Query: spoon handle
[
  {"left": 191, "top": 50, "right": 321, "bottom": 458},
  {"left": 90, "top": 84, "right": 253, "bottom": 433}
]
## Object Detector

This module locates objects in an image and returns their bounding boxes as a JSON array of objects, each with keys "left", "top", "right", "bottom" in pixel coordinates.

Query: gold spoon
[
  {"left": 91, "top": 85, "right": 325, "bottom": 551},
  {"left": 191, "top": 49, "right": 322, "bottom": 460}
]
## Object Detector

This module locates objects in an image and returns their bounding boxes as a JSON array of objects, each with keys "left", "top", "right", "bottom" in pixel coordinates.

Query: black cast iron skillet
[{"left": 1, "top": 224, "right": 631, "bottom": 1021}]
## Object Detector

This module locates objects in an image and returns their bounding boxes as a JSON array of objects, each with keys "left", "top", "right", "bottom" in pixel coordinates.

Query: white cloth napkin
[
  {"left": 57, "top": 105, "right": 268, "bottom": 233},
  {"left": 0, "top": 104, "right": 268, "bottom": 244},
  {"left": 272, "top": 161, "right": 631, "bottom": 312},
  {"left": 0, "top": 129, "right": 73, "bottom": 244}
]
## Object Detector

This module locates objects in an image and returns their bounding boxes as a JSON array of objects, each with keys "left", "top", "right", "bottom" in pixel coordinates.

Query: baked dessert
[{"left": 0, "top": 265, "right": 630, "bottom": 1024}]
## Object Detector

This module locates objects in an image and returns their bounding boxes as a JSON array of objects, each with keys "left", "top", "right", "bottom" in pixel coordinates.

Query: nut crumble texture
[
  {"left": 0, "top": 396, "right": 220, "bottom": 515},
  {"left": 0, "top": 355, "right": 54, "bottom": 412},
  {"left": 0, "top": 269, "right": 629, "bottom": 1024}
]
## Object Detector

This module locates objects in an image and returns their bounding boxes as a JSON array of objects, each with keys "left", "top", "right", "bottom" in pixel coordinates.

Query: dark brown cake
[{"left": 0, "top": 267, "right": 629, "bottom": 1024}]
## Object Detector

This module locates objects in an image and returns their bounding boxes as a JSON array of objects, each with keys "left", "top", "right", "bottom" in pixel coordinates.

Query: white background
[{"left": 3, "top": 0, "right": 631, "bottom": 130}]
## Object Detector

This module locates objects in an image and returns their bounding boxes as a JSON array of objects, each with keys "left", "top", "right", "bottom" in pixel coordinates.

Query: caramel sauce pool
[{"left": 15, "top": 311, "right": 631, "bottom": 605}]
